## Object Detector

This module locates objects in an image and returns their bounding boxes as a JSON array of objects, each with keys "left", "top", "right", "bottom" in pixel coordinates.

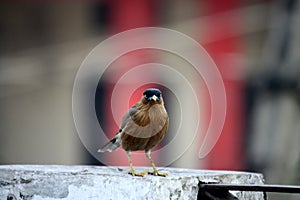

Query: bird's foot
[
  {"left": 148, "top": 170, "right": 168, "bottom": 177},
  {"left": 128, "top": 169, "right": 148, "bottom": 177}
]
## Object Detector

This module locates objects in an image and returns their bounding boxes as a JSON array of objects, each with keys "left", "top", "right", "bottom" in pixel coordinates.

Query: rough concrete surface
[{"left": 0, "top": 165, "right": 265, "bottom": 200}]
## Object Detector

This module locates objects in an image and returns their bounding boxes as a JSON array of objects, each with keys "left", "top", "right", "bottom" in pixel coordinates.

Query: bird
[{"left": 98, "top": 88, "right": 169, "bottom": 177}]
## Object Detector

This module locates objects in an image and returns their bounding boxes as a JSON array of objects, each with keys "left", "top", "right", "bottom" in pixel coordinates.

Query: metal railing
[{"left": 199, "top": 183, "right": 300, "bottom": 200}]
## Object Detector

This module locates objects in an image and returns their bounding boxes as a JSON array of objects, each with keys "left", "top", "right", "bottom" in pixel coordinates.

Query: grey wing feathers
[
  {"left": 98, "top": 106, "right": 137, "bottom": 153},
  {"left": 120, "top": 106, "right": 137, "bottom": 130},
  {"left": 97, "top": 133, "right": 122, "bottom": 153}
]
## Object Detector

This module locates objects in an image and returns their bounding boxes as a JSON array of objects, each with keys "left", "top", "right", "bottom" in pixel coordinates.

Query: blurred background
[{"left": 0, "top": 0, "right": 299, "bottom": 199}]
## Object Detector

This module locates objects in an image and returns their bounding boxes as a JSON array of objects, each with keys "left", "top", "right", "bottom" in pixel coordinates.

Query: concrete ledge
[{"left": 0, "top": 165, "right": 264, "bottom": 199}]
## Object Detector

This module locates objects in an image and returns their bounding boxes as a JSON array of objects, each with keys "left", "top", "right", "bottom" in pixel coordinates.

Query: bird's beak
[
  {"left": 147, "top": 95, "right": 159, "bottom": 101},
  {"left": 151, "top": 95, "right": 158, "bottom": 101}
]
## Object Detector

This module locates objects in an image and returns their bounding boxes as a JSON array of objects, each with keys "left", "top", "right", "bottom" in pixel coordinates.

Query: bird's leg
[
  {"left": 126, "top": 151, "right": 147, "bottom": 177},
  {"left": 146, "top": 150, "right": 168, "bottom": 177}
]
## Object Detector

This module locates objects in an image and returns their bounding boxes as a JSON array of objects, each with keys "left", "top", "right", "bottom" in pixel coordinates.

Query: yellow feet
[
  {"left": 128, "top": 169, "right": 148, "bottom": 177},
  {"left": 148, "top": 170, "right": 168, "bottom": 177}
]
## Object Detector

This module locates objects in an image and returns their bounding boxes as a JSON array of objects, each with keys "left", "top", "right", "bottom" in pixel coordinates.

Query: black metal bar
[{"left": 200, "top": 184, "right": 300, "bottom": 194}]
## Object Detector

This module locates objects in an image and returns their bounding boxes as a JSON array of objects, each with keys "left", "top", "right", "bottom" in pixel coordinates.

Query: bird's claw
[
  {"left": 148, "top": 170, "right": 168, "bottom": 177},
  {"left": 128, "top": 170, "right": 148, "bottom": 177}
]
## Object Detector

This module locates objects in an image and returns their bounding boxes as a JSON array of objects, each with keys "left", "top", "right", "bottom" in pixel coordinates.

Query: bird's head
[{"left": 142, "top": 88, "right": 162, "bottom": 104}]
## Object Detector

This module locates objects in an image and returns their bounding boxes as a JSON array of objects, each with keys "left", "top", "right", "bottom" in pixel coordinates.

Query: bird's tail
[{"left": 97, "top": 134, "right": 121, "bottom": 153}]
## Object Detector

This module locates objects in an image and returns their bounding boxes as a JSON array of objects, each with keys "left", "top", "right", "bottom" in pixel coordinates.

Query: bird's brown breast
[
  {"left": 121, "top": 102, "right": 169, "bottom": 151},
  {"left": 121, "top": 119, "right": 168, "bottom": 151}
]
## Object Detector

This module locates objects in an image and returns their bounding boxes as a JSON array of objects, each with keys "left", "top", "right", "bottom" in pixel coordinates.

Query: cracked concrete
[{"left": 0, "top": 165, "right": 265, "bottom": 199}]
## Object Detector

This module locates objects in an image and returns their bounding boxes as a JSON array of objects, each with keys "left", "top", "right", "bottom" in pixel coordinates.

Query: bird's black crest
[{"left": 143, "top": 88, "right": 161, "bottom": 98}]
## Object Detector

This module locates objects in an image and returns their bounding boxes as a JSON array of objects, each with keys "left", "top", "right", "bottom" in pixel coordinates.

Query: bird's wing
[
  {"left": 120, "top": 106, "right": 138, "bottom": 130},
  {"left": 98, "top": 106, "right": 139, "bottom": 153}
]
